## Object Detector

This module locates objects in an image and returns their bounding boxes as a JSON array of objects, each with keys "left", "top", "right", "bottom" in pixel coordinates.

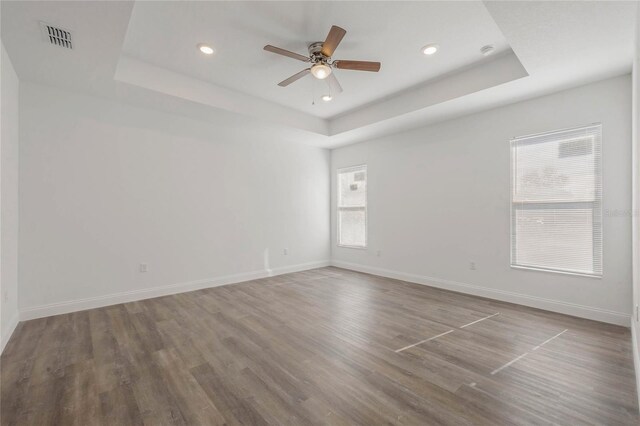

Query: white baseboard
[
  {"left": 1, "top": 312, "right": 20, "bottom": 354},
  {"left": 332, "top": 260, "right": 631, "bottom": 326},
  {"left": 19, "top": 260, "right": 330, "bottom": 321},
  {"left": 632, "top": 321, "right": 640, "bottom": 409}
]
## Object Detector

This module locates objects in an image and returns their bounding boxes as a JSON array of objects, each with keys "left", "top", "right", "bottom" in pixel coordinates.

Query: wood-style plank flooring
[{"left": 1, "top": 267, "right": 638, "bottom": 425}]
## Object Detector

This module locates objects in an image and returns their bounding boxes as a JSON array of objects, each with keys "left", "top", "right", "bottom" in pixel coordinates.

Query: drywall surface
[
  {"left": 631, "top": 1, "right": 639, "bottom": 404},
  {"left": 1, "top": 41, "right": 19, "bottom": 351},
  {"left": 332, "top": 75, "right": 632, "bottom": 325},
  {"left": 19, "top": 83, "right": 330, "bottom": 315}
]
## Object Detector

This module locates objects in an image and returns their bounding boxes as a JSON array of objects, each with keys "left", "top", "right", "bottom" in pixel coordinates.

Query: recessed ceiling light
[
  {"left": 421, "top": 44, "right": 439, "bottom": 55},
  {"left": 322, "top": 94, "right": 333, "bottom": 102},
  {"left": 197, "top": 43, "right": 214, "bottom": 55},
  {"left": 480, "top": 44, "right": 495, "bottom": 56}
]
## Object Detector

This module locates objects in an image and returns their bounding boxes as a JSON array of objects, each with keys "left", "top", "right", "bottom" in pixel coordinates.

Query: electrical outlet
[
  {"left": 376, "top": 250, "right": 382, "bottom": 257},
  {"left": 139, "top": 263, "right": 148, "bottom": 273},
  {"left": 469, "top": 262, "right": 476, "bottom": 270},
  {"left": 283, "top": 248, "right": 288, "bottom": 255}
]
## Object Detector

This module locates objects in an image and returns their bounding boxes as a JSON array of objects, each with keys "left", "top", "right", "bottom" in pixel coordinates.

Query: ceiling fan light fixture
[
  {"left": 311, "top": 63, "right": 332, "bottom": 80},
  {"left": 322, "top": 94, "right": 333, "bottom": 102},
  {"left": 197, "top": 43, "right": 214, "bottom": 55},
  {"left": 421, "top": 44, "right": 439, "bottom": 55}
]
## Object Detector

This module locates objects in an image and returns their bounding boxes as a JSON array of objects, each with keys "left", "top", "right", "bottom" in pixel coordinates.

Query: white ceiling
[
  {"left": 0, "top": 1, "right": 133, "bottom": 93},
  {"left": 122, "top": 1, "right": 510, "bottom": 119},
  {"left": 1, "top": 1, "right": 637, "bottom": 148}
]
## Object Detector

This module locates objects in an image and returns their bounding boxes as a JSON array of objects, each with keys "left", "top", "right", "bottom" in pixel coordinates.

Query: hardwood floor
[{"left": 1, "top": 267, "right": 638, "bottom": 425}]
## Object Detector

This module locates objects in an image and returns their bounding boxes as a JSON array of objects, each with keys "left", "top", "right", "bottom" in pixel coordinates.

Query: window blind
[
  {"left": 510, "top": 124, "right": 602, "bottom": 276},
  {"left": 337, "top": 165, "right": 367, "bottom": 248}
]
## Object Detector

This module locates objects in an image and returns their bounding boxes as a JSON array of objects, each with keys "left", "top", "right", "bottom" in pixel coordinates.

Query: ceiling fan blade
[
  {"left": 264, "top": 45, "right": 309, "bottom": 62},
  {"left": 278, "top": 69, "right": 310, "bottom": 87},
  {"left": 321, "top": 25, "right": 346, "bottom": 57},
  {"left": 326, "top": 72, "right": 343, "bottom": 95},
  {"left": 334, "top": 60, "right": 381, "bottom": 72}
]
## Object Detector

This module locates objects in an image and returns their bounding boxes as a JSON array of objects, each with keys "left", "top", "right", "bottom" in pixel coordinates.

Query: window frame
[
  {"left": 509, "top": 124, "right": 603, "bottom": 278},
  {"left": 337, "top": 164, "right": 368, "bottom": 249}
]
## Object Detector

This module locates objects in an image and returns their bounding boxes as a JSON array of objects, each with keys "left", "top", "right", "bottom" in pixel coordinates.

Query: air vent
[{"left": 40, "top": 22, "right": 73, "bottom": 49}]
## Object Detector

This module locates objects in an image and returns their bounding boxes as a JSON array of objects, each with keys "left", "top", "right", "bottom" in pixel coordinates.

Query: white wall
[
  {"left": 1, "top": 41, "right": 20, "bottom": 350},
  {"left": 332, "top": 75, "right": 632, "bottom": 325},
  {"left": 631, "top": 1, "right": 640, "bottom": 405},
  {"left": 18, "top": 83, "right": 330, "bottom": 318}
]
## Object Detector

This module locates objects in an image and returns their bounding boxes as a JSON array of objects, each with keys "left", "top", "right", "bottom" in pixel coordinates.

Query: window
[
  {"left": 510, "top": 124, "right": 602, "bottom": 276},
  {"left": 337, "top": 165, "right": 367, "bottom": 248}
]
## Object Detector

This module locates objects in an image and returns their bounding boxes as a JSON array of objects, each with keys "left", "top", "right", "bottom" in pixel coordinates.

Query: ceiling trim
[
  {"left": 115, "top": 50, "right": 528, "bottom": 140},
  {"left": 115, "top": 55, "right": 330, "bottom": 136},
  {"left": 329, "top": 51, "right": 528, "bottom": 135}
]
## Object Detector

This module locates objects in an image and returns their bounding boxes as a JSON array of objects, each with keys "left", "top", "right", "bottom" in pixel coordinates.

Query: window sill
[
  {"left": 511, "top": 264, "right": 602, "bottom": 279},
  {"left": 337, "top": 244, "right": 367, "bottom": 250}
]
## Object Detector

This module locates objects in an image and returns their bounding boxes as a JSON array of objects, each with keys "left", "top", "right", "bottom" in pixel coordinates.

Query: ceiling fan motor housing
[
  {"left": 308, "top": 42, "right": 324, "bottom": 55},
  {"left": 308, "top": 41, "right": 328, "bottom": 63}
]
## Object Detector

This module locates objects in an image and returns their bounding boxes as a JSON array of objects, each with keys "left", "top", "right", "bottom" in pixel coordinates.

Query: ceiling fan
[{"left": 263, "top": 25, "right": 381, "bottom": 96}]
